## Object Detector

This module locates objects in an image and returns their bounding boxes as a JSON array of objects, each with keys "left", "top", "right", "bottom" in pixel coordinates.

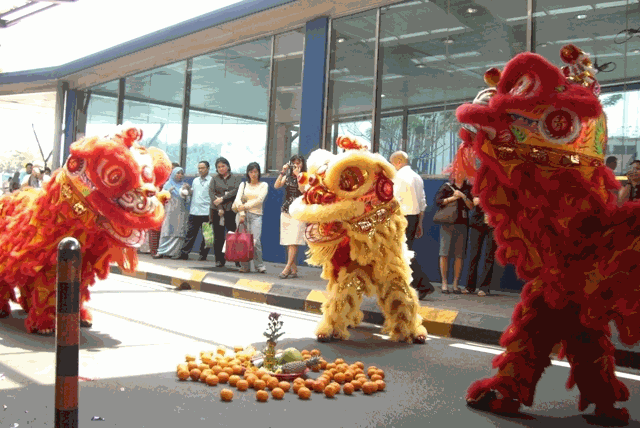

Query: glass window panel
[
  {"left": 267, "top": 29, "right": 305, "bottom": 172},
  {"left": 535, "top": 0, "right": 640, "bottom": 176},
  {"left": 379, "top": 115, "right": 404, "bottom": 161},
  {"left": 601, "top": 89, "right": 640, "bottom": 175},
  {"left": 380, "top": 0, "right": 528, "bottom": 173},
  {"left": 85, "top": 80, "right": 119, "bottom": 137},
  {"left": 188, "top": 38, "right": 272, "bottom": 175},
  {"left": 326, "top": 9, "right": 378, "bottom": 151},
  {"left": 122, "top": 62, "right": 186, "bottom": 166}
]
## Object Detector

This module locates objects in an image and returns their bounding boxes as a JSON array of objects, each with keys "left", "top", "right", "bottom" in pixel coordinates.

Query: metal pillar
[
  {"left": 51, "top": 81, "right": 67, "bottom": 170},
  {"left": 180, "top": 59, "right": 192, "bottom": 170},
  {"left": 371, "top": 8, "right": 383, "bottom": 153}
]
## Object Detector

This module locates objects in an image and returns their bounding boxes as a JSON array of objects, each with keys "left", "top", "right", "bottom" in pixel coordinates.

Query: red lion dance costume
[
  {"left": 0, "top": 127, "right": 171, "bottom": 334},
  {"left": 454, "top": 45, "right": 639, "bottom": 424}
]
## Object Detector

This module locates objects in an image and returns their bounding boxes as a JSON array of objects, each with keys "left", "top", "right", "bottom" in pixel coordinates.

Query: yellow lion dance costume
[
  {"left": 290, "top": 137, "right": 427, "bottom": 343},
  {"left": 0, "top": 126, "right": 171, "bottom": 334}
]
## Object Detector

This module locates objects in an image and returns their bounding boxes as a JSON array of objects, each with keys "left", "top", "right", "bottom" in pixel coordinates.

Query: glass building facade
[{"left": 81, "top": 0, "right": 640, "bottom": 177}]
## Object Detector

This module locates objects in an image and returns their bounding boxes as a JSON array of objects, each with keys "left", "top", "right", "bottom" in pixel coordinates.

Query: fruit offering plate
[{"left": 269, "top": 368, "right": 309, "bottom": 381}]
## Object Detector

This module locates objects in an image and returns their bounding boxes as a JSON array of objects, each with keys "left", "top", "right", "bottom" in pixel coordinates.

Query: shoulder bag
[{"left": 433, "top": 183, "right": 459, "bottom": 225}]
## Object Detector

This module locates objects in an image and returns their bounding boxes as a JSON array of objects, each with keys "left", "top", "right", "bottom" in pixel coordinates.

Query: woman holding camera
[
  {"left": 274, "top": 155, "right": 307, "bottom": 279},
  {"left": 618, "top": 160, "right": 640, "bottom": 206}
]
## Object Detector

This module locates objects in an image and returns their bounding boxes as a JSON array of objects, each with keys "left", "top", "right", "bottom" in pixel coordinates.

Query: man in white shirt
[
  {"left": 175, "top": 161, "right": 212, "bottom": 261},
  {"left": 390, "top": 151, "right": 434, "bottom": 299}
]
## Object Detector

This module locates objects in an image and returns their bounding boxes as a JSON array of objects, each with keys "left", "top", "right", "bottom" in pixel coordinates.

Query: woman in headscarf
[{"left": 154, "top": 167, "right": 191, "bottom": 259}]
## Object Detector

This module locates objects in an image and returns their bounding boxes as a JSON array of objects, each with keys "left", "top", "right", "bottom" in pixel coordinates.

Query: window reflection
[
  {"left": 379, "top": 0, "right": 527, "bottom": 173},
  {"left": 267, "top": 30, "right": 304, "bottom": 173},
  {"left": 85, "top": 80, "right": 119, "bottom": 137},
  {"left": 326, "top": 9, "right": 378, "bottom": 151},
  {"left": 122, "top": 62, "right": 186, "bottom": 166}
]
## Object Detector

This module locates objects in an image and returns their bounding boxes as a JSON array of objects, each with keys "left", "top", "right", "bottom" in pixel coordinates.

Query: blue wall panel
[{"left": 298, "top": 16, "right": 329, "bottom": 158}]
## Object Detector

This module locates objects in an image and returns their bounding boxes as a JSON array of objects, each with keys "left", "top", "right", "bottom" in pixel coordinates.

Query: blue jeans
[{"left": 239, "top": 212, "right": 264, "bottom": 271}]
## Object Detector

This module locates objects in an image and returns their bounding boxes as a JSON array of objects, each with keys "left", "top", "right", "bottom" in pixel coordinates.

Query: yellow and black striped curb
[{"left": 108, "top": 265, "right": 640, "bottom": 368}]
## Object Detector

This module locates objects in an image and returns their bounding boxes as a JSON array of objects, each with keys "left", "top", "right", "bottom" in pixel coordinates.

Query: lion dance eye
[
  {"left": 339, "top": 167, "right": 367, "bottom": 191},
  {"left": 104, "top": 166, "right": 125, "bottom": 186},
  {"left": 141, "top": 166, "right": 154, "bottom": 183}
]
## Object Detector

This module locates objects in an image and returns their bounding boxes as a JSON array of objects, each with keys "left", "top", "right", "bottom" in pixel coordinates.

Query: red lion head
[{"left": 63, "top": 126, "right": 172, "bottom": 247}]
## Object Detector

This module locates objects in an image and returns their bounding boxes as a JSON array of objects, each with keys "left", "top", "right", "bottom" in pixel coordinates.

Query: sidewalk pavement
[{"left": 111, "top": 253, "right": 640, "bottom": 369}]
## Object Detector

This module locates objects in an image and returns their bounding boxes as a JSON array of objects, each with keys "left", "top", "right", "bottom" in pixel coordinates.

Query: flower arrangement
[{"left": 263, "top": 312, "right": 285, "bottom": 343}]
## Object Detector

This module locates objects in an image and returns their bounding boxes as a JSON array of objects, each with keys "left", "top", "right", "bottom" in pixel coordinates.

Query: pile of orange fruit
[{"left": 175, "top": 347, "right": 386, "bottom": 402}]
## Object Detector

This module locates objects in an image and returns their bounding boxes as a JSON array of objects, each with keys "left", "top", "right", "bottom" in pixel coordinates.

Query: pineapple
[{"left": 281, "top": 356, "right": 320, "bottom": 374}]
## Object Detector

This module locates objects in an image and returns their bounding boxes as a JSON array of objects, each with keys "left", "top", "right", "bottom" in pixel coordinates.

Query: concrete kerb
[{"left": 108, "top": 264, "right": 640, "bottom": 369}]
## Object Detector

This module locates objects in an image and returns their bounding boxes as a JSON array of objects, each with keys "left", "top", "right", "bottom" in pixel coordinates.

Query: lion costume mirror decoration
[
  {"left": 289, "top": 137, "right": 427, "bottom": 344},
  {"left": 0, "top": 126, "right": 172, "bottom": 334},
  {"left": 453, "top": 44, "right": 639, "bottom": 424}
]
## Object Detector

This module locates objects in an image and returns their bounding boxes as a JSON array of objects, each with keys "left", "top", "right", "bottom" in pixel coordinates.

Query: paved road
[{"left": 1, "top": 275, "right": 639, "bottom": 427}]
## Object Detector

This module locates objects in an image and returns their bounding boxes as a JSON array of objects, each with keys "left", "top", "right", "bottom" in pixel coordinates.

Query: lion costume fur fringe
[{"left": 290, "top": 140, "right": 427, "bottom": 343}]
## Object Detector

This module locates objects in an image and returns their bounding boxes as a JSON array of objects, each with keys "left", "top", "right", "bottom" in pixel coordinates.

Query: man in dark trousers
[
  {"left": 390, "top": 151, "right": 435, "bottom": 299},
  {"left": 174, "top": 161, "right": 212, "bottom": 261}
]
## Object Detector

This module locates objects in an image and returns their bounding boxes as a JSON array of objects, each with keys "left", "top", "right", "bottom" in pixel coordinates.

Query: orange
[
  {"left": 278, "top": 381, "right": 290, "bottom": 392},
  {"left": 319, "top": 360, "right": 328, "bottom": 370},
  {"left": 218, "top": 361, "right": 228, "bottom": 369},
  {"left": 301, "top": 349, "right": 311, "bottom": 356},
  {"left": 375, "top": 380, "right": 386, "bottom": 391},
  {"left": 343, "top": 371, "right": 354, "bottom": 383},
  {"left": 187, "top": 362, "right": 199, "bottom": 371},
  {"left": 337, "top": 363, "right": 349, "bottom": 373},
  {"left": 311, "top": 349, "right": 321, "bottom": 356},
  {"left": 272, "top": 387, "right": 285, "bottom": 400},
  {"left": 255, "top": 369, "right": 268, "bottom": 379},
  {"left": 256, "top": 390, "right": 269, "bottom": 402},
  {"left": 177, "top": 364, "right": 188, "bottom": 373},
  {"left": 370, "top": 374, "right": 383, "bottom": 382},
  {"left": 362, "top": 381, "right": 378, "bottom": 395},
  {"left": 322, "top": 371, "right": 333, "bottom": 381},
  {"left": 185, "top": 354, "right": 196, "bottom": 362},
  {"left": 267, "top": 377, "right": 280, "bottom": 391},
  {"left": 334, "top": 373, "right": 346, "bottom": 384},
  {"left": 232, "top": 365, "right": 243, "bottom": 375},
  {"left": 334, "top": 358, "right": 345, "bottom": 365},
  {"left": 236, "top": 379, "right": 249, "bottom": 391},
  {"left": 354, "top": 361, "right": 364, "bottom": 369},
  {"left": 220, "top": 389, "right": 233, "bottom": 402},
  {"left": 211, "top": 366, "right": 223, "bottom": 376},
  {"left": 198, "top": 363, "right": 210, "bottom": 372},
  {"left": 200, "top": 369, "right": 213, "bottom": 382},
  {"left": 223, "top": 367, "right": 234, "bottom": 376},
  {"left": 323, "top": 385, "right": 336, "bottom": 398},
  {"left": 246, "top": 375, "right": 257, "bottom": 387},
  {"left": 254, "top": 379, "right": 267, "bottom": 391},
  {"left": 206, "top": 375, "right": 219, "bottom": 386},
  {"left": 350, "top": 380, "right": 362, "bottom": 391},
  {"left": 177, "top": 369, "right": 190, "bottom": 381},
  {"left": 217, "top": 372, "right": 230, "bottom": 384},
  {"left": 292, "top": 382, "right": 302, "bottom": 394},
  {"left": 229, "top": 375, "right": 241, "bottom": 386},
  {"left": 326, "top": 363, "right": 337, "bottom": 370},
  {"left": 189, "top": 369, "right": 202, "bottom": 381},
  {"left": 303, "top": 355, "right": 311, "bottom": 361},
  {"left": 343, "top": 383, "right": 355, "bottom": 395},
  {"left": 234, "top": 346, "right": 244, "bottom": 353},
  {"left": 312, "top": 380, "right": 325, "bottom": 393},
  {"left": 304, "top": 379, "right": 315, "bottom": 389},
  {"left": 376, "top": 369, "right": 385, "bottom": 379},
  {"left": 297, "top": 386, "right": 311, "bottom": 400}
]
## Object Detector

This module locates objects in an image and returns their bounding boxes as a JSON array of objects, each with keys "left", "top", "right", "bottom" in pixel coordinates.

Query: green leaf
[{"left": 510, "top": 126, "right": 527, "bottom": 143}]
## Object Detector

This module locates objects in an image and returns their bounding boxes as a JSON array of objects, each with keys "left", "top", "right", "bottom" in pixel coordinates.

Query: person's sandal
[
  {"left": 239, "top": 268, "right": 250, "bottom": 273},
  {"left": 452, "top": 287, "right": 462, "bottom": 294},
  {"left": 279, "top": 271, "right": 291, "bottom": 279},
  {"left": 289, "top": 271, "right": 298, "bottom": 278},
  {"left": 461, "top": 288, "right": 474, "bottom": 295},
  {"left": 477, "top": 290, "right": 489, "bottom": 296},
  {"left": 441, "top": 286, "right": 450, "bottom": 294}
]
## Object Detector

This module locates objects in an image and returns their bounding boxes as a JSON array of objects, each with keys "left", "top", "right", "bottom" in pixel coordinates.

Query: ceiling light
[
  {"left": 337, "top": 37, "right": 346, "bottom": 43},
  {"left": 466, "top": 7, "right": 477, "bottom": 14},
  {"left": 538, "top": 43, "right": 550, "bottom": 48},
  {"left": 575, "top": 14, "right": 588, "bottom": 19},
  {"left": 632, "top": 49, "right": 640, "bottom": 54},
  {"left": 416, "top": 64, "right": 427, "bottom": 68},
  {"left": 443, "top": 38, "right": 454, "bottom": 44},
  {"left": 381, "top": 94, "right": 386, "bottom": 98}
]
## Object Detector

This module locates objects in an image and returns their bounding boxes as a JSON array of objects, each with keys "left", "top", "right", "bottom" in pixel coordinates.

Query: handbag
[
  {"left": 433, "top": 183, "right": 459, "bottom": 225},
  {"left": 225, "top": 223, "right": 254, "bottom": 262},
  {"left": 201, "top": 222, "right": 214, "bottom": 248}
]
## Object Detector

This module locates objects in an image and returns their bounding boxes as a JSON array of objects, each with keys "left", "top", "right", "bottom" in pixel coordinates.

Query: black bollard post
[{"left": 55, "top": 237, "right": 81, "bottom": 428}]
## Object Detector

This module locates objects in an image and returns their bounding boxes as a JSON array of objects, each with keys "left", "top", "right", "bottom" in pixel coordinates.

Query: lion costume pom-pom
[
  {"left": 0, "top": 125, "right": 172, "bottom": 334},
  {"left": 289, "top": 136, "right": 427, "bottom": 344}
]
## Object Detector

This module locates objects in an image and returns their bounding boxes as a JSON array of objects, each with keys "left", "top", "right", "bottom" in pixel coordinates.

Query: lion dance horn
[{"left": 336, "top": 136, "right": 368, "bottom": 151}]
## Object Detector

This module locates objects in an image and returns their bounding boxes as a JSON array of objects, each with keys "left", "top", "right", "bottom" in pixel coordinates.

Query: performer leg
[
  {"left": 564, "top": 322, "right": 630, "bottom": 424},
  {"left": 25, "top": 277, "right": 56, "bottom": 334},
  {"left": 377, "top": 274, "right": 427, "bottom": 344},
  {"left": 467, "top": 283, "right": 561, "bottom": 412},
  {"left": 0, "top": 284, "right": 14, "bottom": 318}
]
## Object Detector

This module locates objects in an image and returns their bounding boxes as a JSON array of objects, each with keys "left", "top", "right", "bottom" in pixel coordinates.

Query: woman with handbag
[
  {"left": 232, "top": 162, "right": 269, "bottom": 273},
  {"left": 462, "top": 194, "right": 498, "bottom": 296},
  {"left": 434, "top": 178, "right": 473, "bottom": 294}
]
